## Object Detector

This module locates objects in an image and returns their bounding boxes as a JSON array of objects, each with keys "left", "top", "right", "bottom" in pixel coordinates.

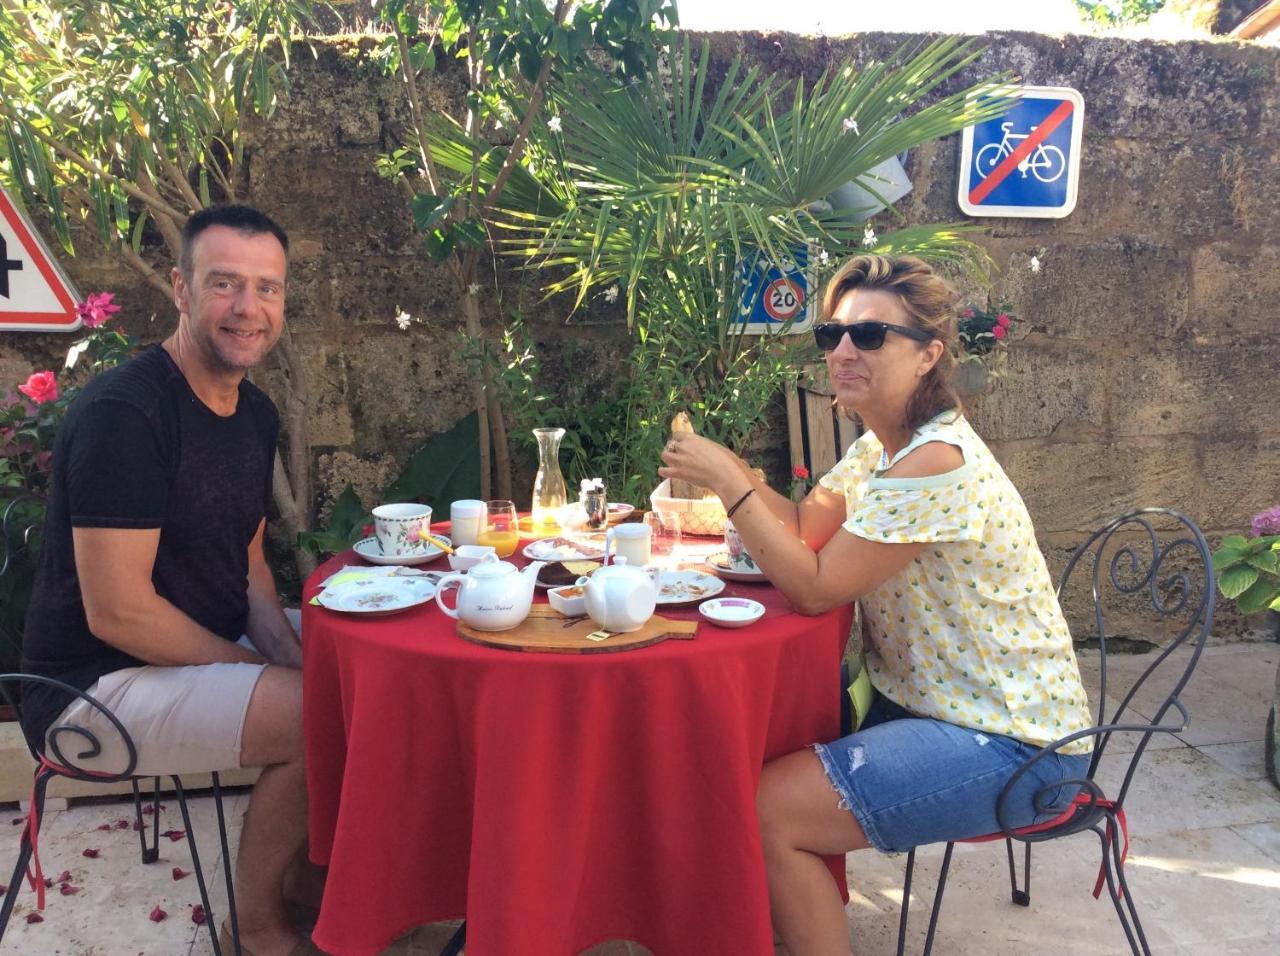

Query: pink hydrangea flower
[
  {"left": 76, "top": 291, "right": 120, "bottom": 328},
  {"left": 1251, "top": 506, "right": 1280, "bottom": 537},
  {"left": 18, "top": 371, "right": 58, "bottom": 404}
]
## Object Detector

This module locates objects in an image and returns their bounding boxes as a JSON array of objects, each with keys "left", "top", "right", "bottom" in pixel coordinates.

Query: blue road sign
[
  {"left": 734, "top": 245, "right": 815, "bottom": 335},
  {"left": 958, "top": 86, "right": 1085, "bottom": 219}
]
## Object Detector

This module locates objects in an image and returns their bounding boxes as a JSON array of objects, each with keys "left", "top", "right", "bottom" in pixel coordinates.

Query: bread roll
[{"left": 669, "top": 413, "right": 714, "bottom": 501}]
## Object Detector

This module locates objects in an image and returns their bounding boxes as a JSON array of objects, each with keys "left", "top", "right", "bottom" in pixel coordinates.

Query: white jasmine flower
[
  {"left": 394, "top": 309, "right": 412, "bottom": 331},
  {"left": 1029, "top": 255, "right": 1041, "bottom": 274},
  {"left": 817, "top": 248, "right": 830, "bottom": 266},
  {"left": 65, "top": 339, "right": 90, "bottom": 369},
  {"left": 547, "top": 116, "right": 562, "bottom": 133},
  {"left": 862, "top": 225, "right": 877, "bottom": 248},
  {"left": 604, "top": 285, "right": 619, "bottom": 304},
  {"left": 468, "top": 282, "right": 481, "bottom": 296},
  {"left": 842, "top": 117, "right": 859, "bottom": 135}
]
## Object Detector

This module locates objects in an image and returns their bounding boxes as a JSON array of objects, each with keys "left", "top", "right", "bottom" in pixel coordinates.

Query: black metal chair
[
  {"left": 888, "top": 508, "right": 1215, "bottom": 956},
  {"left": 0, "top": 493, "right": 241, "bottom": 953}
]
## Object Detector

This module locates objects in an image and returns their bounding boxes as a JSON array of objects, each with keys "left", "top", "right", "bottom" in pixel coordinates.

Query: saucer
[
  {"left": 699, "top": 597, "right": 765, "bottom": 628},
  {"left": 354, "top": 535, "right": 450, "bottom": 567},
  {"left": 705, "top": 552, "right": 768, "bottom": 583},
  {"left": 523, "top": 534, "right": 608, "bottom": 562},
  {"left": 606, "top": 503, "right": 635, "bottom": 523}
]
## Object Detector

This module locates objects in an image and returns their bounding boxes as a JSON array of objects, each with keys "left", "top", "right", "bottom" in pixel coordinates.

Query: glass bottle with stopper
[
  {"left": 581, "top": 478, "right": 608, "bottom": 531},
  {"left": 531, "top": 427, "right": 568, "bottom": 534}
]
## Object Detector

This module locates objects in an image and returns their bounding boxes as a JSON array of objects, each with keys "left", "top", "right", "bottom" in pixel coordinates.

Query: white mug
[
  {"left": 606, "top": 522, "right": 651, "bottom": 568},
  {"left": 372, "top": 503, "right": 433, "bottom": 557}
]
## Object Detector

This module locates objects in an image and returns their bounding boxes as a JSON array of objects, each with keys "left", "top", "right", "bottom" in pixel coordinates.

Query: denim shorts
[{"left": 812, "top": 696, "right": 1091, "bottom": 853}]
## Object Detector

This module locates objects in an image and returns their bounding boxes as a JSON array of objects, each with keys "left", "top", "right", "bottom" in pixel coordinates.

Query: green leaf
[
  {"left": 1222, "top": 534, "right": 1249, "bottom": 550},
  {"left": 382, "top": 412, "right": 482, "bottom": 508},
  {"left": 454, "top": 217, "right": 486, "bottom": 247},
  {"left": 1235, "top": 577, "right": 1280, "bottom": 615},
  {"left": 1247, "top": 550, "right": 1279, "bottom": 574},
  {"left": 1218, "top": 564, "right": 1260, "bottom": 600},
  {"left": 1212, "top": 547, "right": 1247, "bottom": 571},
  {"left": 423, "top": 227, "right": 455, "bottom": 262},
  {"left": 411, "top": 193, "right": 454, "bottom": 232},
  {"left": 408, "top": 42, "right": 435, "bottom": 73}
]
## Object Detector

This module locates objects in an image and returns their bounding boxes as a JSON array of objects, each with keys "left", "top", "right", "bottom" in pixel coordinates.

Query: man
[{"left": 22, "top": 205, "right": 316, "bottom": 956}]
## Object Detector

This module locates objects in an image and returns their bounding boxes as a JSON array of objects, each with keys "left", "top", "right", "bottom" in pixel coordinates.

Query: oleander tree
[
  {"left": 0, "top": 0, "right": 326, "bottom": 579},
  {"left": 369, "top": 0, "right": 677, "bottom": 499}
]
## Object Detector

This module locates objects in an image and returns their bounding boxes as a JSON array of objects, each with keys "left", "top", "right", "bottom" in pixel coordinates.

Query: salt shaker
[{"left": 581, "top": 478, "right": 608, "bottom": 531}]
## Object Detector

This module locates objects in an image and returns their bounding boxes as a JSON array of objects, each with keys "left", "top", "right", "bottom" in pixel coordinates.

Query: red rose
[
  {"left": 792, "top": 465, "right": 810, "bottom": 480},
  {"left": 996, "top": 313, "right": 1010, "bottom": 327},
  {"left": 18, "top": 370, "right": 58, "bottom": 404},
  {"left": 992, "top": 325, "right": 1007, "bottom": 339}
]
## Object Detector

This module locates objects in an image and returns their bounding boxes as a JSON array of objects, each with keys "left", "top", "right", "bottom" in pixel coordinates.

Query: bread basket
[{"left": 649, "top": 479, "right": 727, "bottom": 537}]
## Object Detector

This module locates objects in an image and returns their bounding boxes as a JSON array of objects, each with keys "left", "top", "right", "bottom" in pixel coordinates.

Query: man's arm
[
  {"left": 243, "top": 519, "right": 302, "bottom": 669},
  {"left": 73, "top": 526, "right": 266, "bottom": 666}
]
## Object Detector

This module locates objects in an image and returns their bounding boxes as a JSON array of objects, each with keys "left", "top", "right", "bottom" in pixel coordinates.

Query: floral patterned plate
[
  {"left": 654, "top": 569, "right": 725, "bottom": 607},
  {"left": 315, "top": 575, "right": 437, "bottom": 615},
  {"left": 354, "top": 535, "right": 450, "bottom": 567},
  {"left": 705, "top": 552, "right": 768, "bottom": 584}
]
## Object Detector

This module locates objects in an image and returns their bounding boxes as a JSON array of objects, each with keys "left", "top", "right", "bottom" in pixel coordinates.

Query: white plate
[
  {"left": 705, "top": 552, "right": 768, "bottom": 583},
  {"left": 654, "top": 569, "right": 724, "bottom": 606},
  {"left": 353, "top": 535, "right": 450, "bottom": 567},
  {"left": 699, "top": 597, "right": 765, "bottom": 628},
  {"left": 523, "top": 533, "right": 608, "bottom": 562},
  {"left": 315, "top": 575, "right": 438, "bottom": 615}
]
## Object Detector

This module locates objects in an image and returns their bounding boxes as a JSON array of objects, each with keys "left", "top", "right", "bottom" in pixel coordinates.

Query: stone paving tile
[
  {"left": 1229, "top": 819, "right": 1280, "bottom": 867},
  {"left": 1199, "top": 740, "right": 1272, "bottom": 781}
]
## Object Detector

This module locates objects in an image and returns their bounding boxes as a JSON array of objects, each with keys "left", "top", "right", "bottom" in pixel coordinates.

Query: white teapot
[
  {"left": 578, "top": 557, "right": 657, "bottom": 633},
  {"left": 435, "top": 556, "right": 546, "bottom": 631}
]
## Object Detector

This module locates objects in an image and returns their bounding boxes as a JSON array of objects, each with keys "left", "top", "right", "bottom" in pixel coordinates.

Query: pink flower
[
  {"left": 792, "top": 465, "right": 810, "bottom": 480},
  {"left": 76, "top": 291, "right": 120, "bottom": 329},
  {"left": 961, "top": 308, "right": 975, "bottom": 319},
  {"left": 992, "top": 325, "right": 1007, "bottom": 339},
  {"left": 996, "top": 313, "right": 1010, "bottom": 327},
  {"left": 18, "top": 371, "right": 58, "bottom": 404},
  {"left": 1251, "top": 505, "right": 1280, "bottom": 537}
]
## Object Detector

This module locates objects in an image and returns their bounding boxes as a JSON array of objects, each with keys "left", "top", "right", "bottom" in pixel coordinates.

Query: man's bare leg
[{"left": 234, "top": 665, "right": 308, "bottom": 956}]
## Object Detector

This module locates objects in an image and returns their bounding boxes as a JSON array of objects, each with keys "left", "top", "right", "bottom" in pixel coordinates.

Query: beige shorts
[{"left": 48, "top": 609, "right": 300, "bottom": 777}]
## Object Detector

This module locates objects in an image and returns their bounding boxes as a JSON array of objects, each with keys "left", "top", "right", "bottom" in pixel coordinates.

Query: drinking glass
[
  {"left": 478, "top": 500, "right": 520, "bottom": 558},
  {"left": 644, "top": 511, "right": 682, "bottom": 568}
]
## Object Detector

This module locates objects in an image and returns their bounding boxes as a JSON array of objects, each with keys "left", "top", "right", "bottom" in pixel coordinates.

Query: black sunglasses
[{"left": 812, "top": 321, "right": 933, "bottom": 352}]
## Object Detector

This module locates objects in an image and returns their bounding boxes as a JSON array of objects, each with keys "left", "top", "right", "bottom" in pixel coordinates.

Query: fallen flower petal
[
  {"left": 95, "top": 823, "right": 113, "bottom": 832},
  {"left": 55, "top": 870, "right": 72, "bottom": 884},
  {"left": 59, "top": 883, "right": 81, "bottom": 896},
  {"left": 191, "top": 904, "right": 207, "bottom": 925},
  {"left": 82, "top": 848, "right": 100, "bottom": 858},
  {"left": 161, "top": 829, "right": 186, "bottom": 842},
  {"left": 114, "top": 818, "right": 131, "bottom": 829},
  {"left": 149, "top": 905, "right": 167, "bottom": 923},
  {"left": 142, "top": 804, "right": 164, "bottom": 815},
  {"left": 42, "top": 877, "right": 53, "bottom": 888},
  {"left": 171, "top": 867, "right": 191, "bottom": 881},
  {"left": 25, "top": 912, "right": 43, "bottom": 924}
]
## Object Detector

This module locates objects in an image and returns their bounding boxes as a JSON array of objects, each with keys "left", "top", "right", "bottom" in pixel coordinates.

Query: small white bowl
[
  {"left": 698, "top": 597, "right": 765, "bottom": 628},
  {"left": 547, "top": 584, "right": 587, "bottom": 617},
  {"left": 448, "top": 544, "right": 497, "bottom": 572}
]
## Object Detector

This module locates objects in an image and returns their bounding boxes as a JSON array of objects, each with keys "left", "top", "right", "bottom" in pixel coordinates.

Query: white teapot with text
[{"left": 435, "top": 556, "right": 546, "bottom": 631}]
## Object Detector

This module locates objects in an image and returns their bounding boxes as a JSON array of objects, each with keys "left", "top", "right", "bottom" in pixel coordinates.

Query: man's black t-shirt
[{"left": 20, "top": 345, "right": 278, "bottom": 745}]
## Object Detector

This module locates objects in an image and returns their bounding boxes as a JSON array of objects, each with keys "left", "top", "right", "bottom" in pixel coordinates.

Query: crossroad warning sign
[
  {"left": 0, "top": 186, "right": 80, "bottom": 331},
  {"left": 958, "top": 86, "right": 1085, "bottom": 219}
]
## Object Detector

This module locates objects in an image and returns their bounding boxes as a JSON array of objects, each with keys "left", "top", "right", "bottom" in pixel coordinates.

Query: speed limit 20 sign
[{"left": 734, "top": 246, "right": 815, "bottom": 335}]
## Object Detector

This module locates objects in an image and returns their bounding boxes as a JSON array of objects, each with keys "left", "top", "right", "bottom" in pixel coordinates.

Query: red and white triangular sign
[{"left": 0, "top": 185, "right": 81, "bottom": 332}]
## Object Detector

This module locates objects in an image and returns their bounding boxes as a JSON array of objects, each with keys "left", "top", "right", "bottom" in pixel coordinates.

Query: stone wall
[{"left": 2, "top": 29, "right": 1276, "bottom": 635}]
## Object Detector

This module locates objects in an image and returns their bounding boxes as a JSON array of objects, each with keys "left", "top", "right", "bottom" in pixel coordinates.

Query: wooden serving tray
[{"left": 458, "top": 605, "right": 697, "bottom": 654}]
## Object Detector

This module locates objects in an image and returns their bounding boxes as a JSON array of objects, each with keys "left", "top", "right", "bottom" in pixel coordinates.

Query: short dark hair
[{"left": 179, "top": 204, "right": 289, "bottom": 279}]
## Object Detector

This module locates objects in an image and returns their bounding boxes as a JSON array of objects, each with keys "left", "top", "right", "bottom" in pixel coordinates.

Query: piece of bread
[{"left": 668, "top": 412, "right": 714, "bottom": 501}]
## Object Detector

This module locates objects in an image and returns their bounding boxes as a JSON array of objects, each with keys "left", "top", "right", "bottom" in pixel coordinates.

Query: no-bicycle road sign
[{"left": 958, "top": 86, "right": 1085, "bottom": 219}]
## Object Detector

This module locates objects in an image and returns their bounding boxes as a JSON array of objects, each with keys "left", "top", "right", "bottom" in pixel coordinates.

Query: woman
[{"left": 659, "top": 254, "right": 1093, "bottom": 956}]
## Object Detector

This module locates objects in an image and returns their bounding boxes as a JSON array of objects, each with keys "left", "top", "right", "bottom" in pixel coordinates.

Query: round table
[{"left": 303, "top": 540, "right": 852, "bottom": 956}]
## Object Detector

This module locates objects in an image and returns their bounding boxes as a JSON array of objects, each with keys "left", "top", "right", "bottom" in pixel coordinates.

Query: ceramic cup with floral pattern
[
  {"left": 723, "top": 518, "right": 758, "bottom": 573},
  {"left": 372, "top": 502, "right": 434, "bottom": 557}
]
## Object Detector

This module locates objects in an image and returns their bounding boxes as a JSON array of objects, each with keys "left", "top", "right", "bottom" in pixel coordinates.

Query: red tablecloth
[{"left": 304, "top": 536, "right": 852, "bottom": 956}]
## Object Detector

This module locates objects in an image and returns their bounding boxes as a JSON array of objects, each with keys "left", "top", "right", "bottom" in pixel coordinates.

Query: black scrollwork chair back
[
  {"left": 894, "top": 508, "right": 1215, "bottom": 956},
  {"left": 0, "top": 494, "right": 244, "bottom": 954}
]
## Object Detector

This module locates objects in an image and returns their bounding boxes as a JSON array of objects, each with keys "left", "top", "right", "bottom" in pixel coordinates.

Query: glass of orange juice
[{"left": 478, "top": 500, "right": 520, "bottom": 558}]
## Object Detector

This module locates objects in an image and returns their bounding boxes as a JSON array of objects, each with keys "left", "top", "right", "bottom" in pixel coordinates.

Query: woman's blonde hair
[{"left": 821, "top": 253, "right": 962, "bottom": 432}]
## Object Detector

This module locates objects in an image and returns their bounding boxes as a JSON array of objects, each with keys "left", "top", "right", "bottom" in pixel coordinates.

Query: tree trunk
[
  {"left": 488, "top": 388, "right": 512, "bottom": 501},
  {"left": 460, "top": 264, "right": 493, "bottom": 500}
]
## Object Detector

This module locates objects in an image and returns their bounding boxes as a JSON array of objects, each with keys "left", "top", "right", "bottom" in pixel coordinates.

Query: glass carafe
[{"left": 530, "top": 427, "right": 568, "bottom": 534}]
